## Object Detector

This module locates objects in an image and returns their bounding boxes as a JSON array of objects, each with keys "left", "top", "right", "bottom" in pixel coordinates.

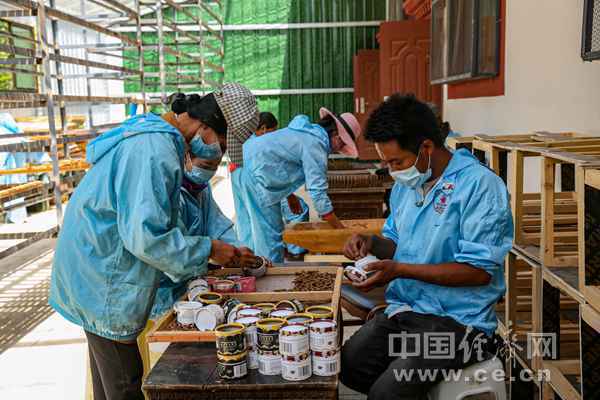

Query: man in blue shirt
[{"left": 340, "top": 94, "right": 513, "bottom": 400}]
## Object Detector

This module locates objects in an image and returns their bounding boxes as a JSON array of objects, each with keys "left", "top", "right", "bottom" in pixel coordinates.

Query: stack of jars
[{"left": 215, "top": 323, "right": 248, "bottom": 380}]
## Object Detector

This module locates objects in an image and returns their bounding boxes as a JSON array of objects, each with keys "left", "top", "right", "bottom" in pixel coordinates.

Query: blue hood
[
  {"left": 86, "top": 113, "right": 185, "bottom": 164},
  {"left": 287, "top": 115, "right": 331, "bottom": 152},
  {"left": 443, "top": 148, "right": 483, "bottom": 177}
]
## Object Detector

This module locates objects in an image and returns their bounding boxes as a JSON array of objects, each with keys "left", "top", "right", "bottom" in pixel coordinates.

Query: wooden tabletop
[{"left": 143, "top": 342, "right": 338, "bottom": 400}]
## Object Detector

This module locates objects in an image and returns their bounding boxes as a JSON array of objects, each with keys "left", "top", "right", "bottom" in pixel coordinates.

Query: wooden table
[{"left": 143, "top": 342, "right": 338, "bottom": 400}]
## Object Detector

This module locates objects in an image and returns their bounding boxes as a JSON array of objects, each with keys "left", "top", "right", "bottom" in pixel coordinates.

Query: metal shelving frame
[
  {"left": 0, "top": 0, "right": 224, "bottom": 257},
  {"left": 112, "top": 0, "right": 224, "bottom": 105},
  {"left": 0, "top": 0, "right": 147, "bottom": 257}
]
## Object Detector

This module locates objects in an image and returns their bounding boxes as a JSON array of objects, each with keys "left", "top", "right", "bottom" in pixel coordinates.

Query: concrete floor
[{"left": 0, "top": 173, "right": 366, "bottom": 400}]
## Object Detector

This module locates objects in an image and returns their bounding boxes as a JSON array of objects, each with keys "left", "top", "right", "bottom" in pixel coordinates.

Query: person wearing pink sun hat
[
  {"left": 234, "top": 107, "right": 362, "bottom": 262},
  {"left": 318, "top": 107, "right": 361, "bottom": 158}
]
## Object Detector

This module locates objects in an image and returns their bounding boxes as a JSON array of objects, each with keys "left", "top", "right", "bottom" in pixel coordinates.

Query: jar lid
[
  {"left": 309, "top": 319, "right": 337, "bottom": 333},
  {"left": 188, "top": 278, "right": 208, "bottom": 289},
  {"left": 285, "top": 313, "right": 314, "bottom": 324},
  {"left": 215, "top": 323, "right": 245, "bottom": 336},
  {"left": 235, "top": 316, "right": 260, "bottom": 326},
  {"left": 198, "top": 292, "right": 223, "bottom": 302},
  {"left": 270, "top": 309, "right": 295, "bottom": 318},
  {"left": 227, "top": 304, "right": 246, "bottom": 324},
  {"left": 237, "top": 306, "right": 262, "bottom": 317},
  {"left": 256, "top": 318, "right": 286, "bottom": 331},
  {"left": 305, "top": 305, "right": 333, "bottom": 315},
  {"left": 174, "top": 301, "right": 203, "bottom": 312},
  {"left": 195, "top": 309, "right": 217, "bottom": 331}
]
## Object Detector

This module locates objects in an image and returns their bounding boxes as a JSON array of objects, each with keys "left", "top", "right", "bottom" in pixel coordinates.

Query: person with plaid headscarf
[{"left": 49, "top": 87, "right": 259, "bottom": 400}]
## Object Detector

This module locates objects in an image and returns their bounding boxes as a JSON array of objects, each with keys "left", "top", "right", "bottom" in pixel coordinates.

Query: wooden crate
[
  {"left": 501, "top": 140, "right": 600, "bottom": 269},
  {"left": 580, "top": 304, "right": 600, "bottom": 400},
  {"left": 146, "top": 266, "right": 343, "bottom": 343},
  {"left": 503, "top": 252, "right": 581, "bottom": 359},
  {"left": 446, "top": 135, "right": 475, "bottom": 151},
  {"left": 283, "top": 219, "right": 384, "bottom": 254},
  {"left": 579, "top": 167, "right": 600, "bottom": 314}
]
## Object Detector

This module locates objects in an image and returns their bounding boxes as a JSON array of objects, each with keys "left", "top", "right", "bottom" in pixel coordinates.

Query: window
[
  {"left": 582, "top": 0, "right": 600, "bottom": 61},
  {"left": 430, "top": 0, "right": 500, "bottom": 85}
]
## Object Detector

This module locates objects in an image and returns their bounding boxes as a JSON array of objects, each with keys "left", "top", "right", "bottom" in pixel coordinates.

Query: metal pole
[
  {"left": 135, "top": 0, "right": 146, "bottom": 112},
  {"left": 197, "top": 0, "right": 205, "bottom": 93},
  {"left": 156, "top": 0, "right": 167, "bottom": 105},
  {"left": 173, "top": 5, "right": 180, "bottom": 94},
  {"left": 36, "top": 2, "right": 63, "bottom": 225},
  {"left": 49, "top": 0, "right": 68, "bottom": 157},
  {"left": 218, "top": 0, "right": 224, "bottom": 86},
  {"left": 81, "top": 0, "right": 94, "bottom": 128}
]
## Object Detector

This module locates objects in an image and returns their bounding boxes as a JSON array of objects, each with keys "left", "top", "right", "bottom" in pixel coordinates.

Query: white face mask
[{"left": 389, "top": 148, "right": 432, "bottom": 189}]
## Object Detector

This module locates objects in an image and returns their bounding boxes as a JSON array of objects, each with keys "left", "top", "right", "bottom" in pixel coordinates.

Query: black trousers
[
  {"left": 340, "top": 312, "right": 488, "bottom": 400},
  {"left": 85, "top": 331, "right": 145, "bottom": 400}
]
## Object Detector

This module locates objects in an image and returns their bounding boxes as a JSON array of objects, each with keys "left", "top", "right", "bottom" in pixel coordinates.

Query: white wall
[{"left": 444, "top": 0, "right": 600, "bottom": 136}]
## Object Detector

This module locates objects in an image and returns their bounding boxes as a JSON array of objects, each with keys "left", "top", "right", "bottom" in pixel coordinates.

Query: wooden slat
[
  {"left": 586, "top": 168, "right": 600, "bottom": 190},
  {"left": 541, "top": 157, "right": 556, "bottom": 266},
  {"left": 577, "top": 166, "right": 586, "bottom": 296},
  {"left": 583, "top": 287, "right": 600, "bottom": 317},
  {"left": 283, "top": 219, "right": 384, "bottom": 253},
  {"left": 510, "top": 150, "right": 525, "bottom": 244},
  {"left": 543, "top": 360, "right": 582, "bottom": 400}
]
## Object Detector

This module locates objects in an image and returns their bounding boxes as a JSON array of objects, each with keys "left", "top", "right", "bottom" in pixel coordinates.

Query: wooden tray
[
  {"left": 146, "top": 266, "right": 343, "bottom": 343},
  {"left": 282, "top": 219, "right": 384, "bottom": 253}
]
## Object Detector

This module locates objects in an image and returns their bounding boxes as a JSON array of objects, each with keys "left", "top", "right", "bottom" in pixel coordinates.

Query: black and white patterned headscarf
[{"left": 213, "top": 83, "right": 259, "bottom": 165}]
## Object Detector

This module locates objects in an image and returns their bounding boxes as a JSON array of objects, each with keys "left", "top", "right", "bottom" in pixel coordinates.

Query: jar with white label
[
  {"left": 257, "top": 349, "right": 281, "bottom": 375},
  {"left": 279, "top": 324, "right": 309, "bottom": 356},
  {"left": 281, "top": 353, "right": 312, "bottom": 381},
  {"left": 312, "top": 349, "right": 340, "bottom": 376},
  {"left": 309, "top": 319, "right": 338, "bottom": 351}
]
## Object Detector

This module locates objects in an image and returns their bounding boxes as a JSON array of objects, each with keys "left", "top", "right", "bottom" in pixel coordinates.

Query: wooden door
[
  {"left": 353, "top": 49, "right": 380, "bottom": 160},
  {"left": 378, "top": 20, "right": 442, "bottom": 106}
]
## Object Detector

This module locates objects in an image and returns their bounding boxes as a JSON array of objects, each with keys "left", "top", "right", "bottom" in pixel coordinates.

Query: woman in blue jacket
[
  {"left": 234, "top": 107, "right": 361, "bottom": 262},
  {"left": 150, "top": 150, "right": 239, "bottom": 319},
  {"left": 49, "top": 87, "right": 258, "bottom": 400}
]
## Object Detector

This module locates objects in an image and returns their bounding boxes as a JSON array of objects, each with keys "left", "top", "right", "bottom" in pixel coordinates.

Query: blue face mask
[
  {"left": 190, "top": 134, "right": 222, "bottom": 160},
  {"left": 389, "top": 148, "right": 432, "bottom": 189},
  {"left": 185, "top": 166, "right": 216, "bottom": 185}
]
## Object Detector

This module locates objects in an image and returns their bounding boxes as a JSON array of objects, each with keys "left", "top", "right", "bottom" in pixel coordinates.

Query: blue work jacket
[
  {"left": 150, "top": 185, "right": 237, "bottom": 319},
  {"left": 49, "top": 113, "right": 212, "bottom": 341},
  {"left": 382, "top": 149, "right": 513, "bottom": 336},
  {"left": 242, "top": 115, "right": 334, "bottom": 216}
]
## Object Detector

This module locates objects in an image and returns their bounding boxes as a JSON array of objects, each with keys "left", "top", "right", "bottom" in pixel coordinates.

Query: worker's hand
[
  {"left": 237, "top": 246, "right": 257, "bottom": 269},
  {"left": 210, "top": 240, "right": 241, "bottom": 267},
  {"left": 343, "top": 234, "right": 372, "bottom": 260},
  {"left": 353, "top": 260, "right": 402, "bottom": 292},
  {"left": 322, "top": 212, "right": 345, "bottom": 229},
  {"left": 287, "top": 195, "right": 303, "bottom": 215}
]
